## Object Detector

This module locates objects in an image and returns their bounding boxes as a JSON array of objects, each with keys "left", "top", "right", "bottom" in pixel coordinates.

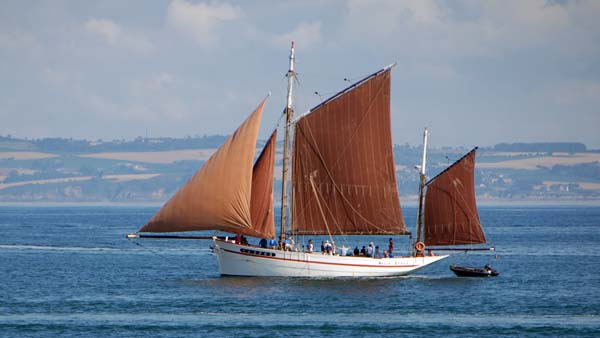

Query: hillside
[{"left": 0, "top": 136, "right": 598, "bottom": 204}]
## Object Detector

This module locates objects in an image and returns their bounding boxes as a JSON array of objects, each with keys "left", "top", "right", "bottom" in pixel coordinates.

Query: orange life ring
[{"left": 414, "top": 241, "right": 425, "bottom": 252}]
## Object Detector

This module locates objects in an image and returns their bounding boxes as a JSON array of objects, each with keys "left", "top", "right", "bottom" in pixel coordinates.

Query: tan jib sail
[
  {"left": 247, "top": 130, "right": 277, "bottom": 239},
  {"left": 291, "top": 67, "right": 407, "bottom": 235},
  {"left": 424, "top": 148, "right": 486, "bottom": 246},
  {"left": 139, "top": 98, "right": 268, "bottom": 234}
]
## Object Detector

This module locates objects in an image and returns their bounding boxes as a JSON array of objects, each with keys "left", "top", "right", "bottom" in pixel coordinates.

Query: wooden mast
[
  {"left": 415, "top": 128, "right": 428, "bottom": 254},
  {"left": 280, "top": 41, "right": 295, "bottom": 245}
]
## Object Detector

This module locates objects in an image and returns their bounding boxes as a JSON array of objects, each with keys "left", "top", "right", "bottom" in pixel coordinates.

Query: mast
[
  {"left": 280, "top": 41, "right": 295, "bottom": 245},
  {"left": 415, "top": 128, "right": 428, "bottom": 247}
]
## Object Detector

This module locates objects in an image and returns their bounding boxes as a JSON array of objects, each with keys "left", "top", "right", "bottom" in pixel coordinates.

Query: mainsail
[
  {"left": 139, "top": 98, "right": 268, "bottom": 234},
  {"left": 291, "top": 67, "right": 407, "bottom": 235},
  {"left": 423, "top": 148, "right": 486, "bottom": 246}
]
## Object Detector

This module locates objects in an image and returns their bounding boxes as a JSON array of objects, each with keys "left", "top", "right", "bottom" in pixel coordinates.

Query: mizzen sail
[
  {"left": 291, "top": 68, "right": 407, "bottom": 235},
  {"left": 139, "top": 98, "right": 267, "bottom": 233},
  {"left": 423, "top": 148, "right": 486, "bottom": 246}
]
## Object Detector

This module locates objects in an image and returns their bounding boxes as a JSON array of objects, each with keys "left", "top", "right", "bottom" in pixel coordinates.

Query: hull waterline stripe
[{"left": 220, "top": 248, "right": 420, "bottom": 268}]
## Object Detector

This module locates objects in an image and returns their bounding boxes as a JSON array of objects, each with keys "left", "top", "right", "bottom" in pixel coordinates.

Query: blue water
[{"left": 1, "top": 206, "right": 599, "bottom": 337}]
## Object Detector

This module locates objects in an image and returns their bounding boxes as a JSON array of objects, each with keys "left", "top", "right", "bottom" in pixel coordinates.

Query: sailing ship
[{"left": 126, "top": 43, "right": 491, "bottom": 277}]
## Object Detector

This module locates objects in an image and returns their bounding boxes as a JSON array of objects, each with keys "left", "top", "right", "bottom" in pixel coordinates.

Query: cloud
[
  {"left": 0, "top": 30, "right": 37, "bottom": 48},
  {"left": 407, "top": 62, "right": 458, "bottom": 81},
  {"left": 342, "top": 0, "right": 443, "bottom": 38},
  {"left": 2, "top": 0, "right": 600, "bottom": 147},
  {"left": 167, "top": 0, "right": 241, "bottom": 47},
  {"left": 129, "top": 73, "right": 175, "bottom": 97},
  {"left": 84, "top": 18, "right": 153, "bottom": 53},
  {"left": 541, "top": 80, "right": 600, "bottom": 106},
  {"left": 41, "top": 68, "right": 68, "bottom": 87},
  {"left": 275, "top": 22, "right": 322, "bottom": 48},
  {"left": 85, "top": 18, "right": 121, "bottom": 44},
  {"left": 119, "top": 72, "right": 193, "bottom": 124},
  {"left": 0, "top": 30, "right": 42, "bottom": 59},
  {"left": 339, "top": 0, "right": 599, "bottom": 57}
]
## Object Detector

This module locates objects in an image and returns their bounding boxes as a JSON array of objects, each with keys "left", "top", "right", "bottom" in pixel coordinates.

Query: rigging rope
[
  {"left": 126, "top": 238, "right": 184, "bottom": 265},
  {"left": 309, "top": 175, "right": 336, "bottom": 248},
  {"left": 125, "top": 235, "right": 216, "bottom": 266}
]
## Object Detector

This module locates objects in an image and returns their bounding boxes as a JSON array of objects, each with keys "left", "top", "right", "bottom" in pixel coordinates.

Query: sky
[{"left": 1, "top": 0, "right": 599, "bottom": 148}]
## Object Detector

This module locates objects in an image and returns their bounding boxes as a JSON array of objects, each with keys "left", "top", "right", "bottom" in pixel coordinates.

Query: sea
[{"left": 1, "top": 205, "right": 599, "bottom": 337}]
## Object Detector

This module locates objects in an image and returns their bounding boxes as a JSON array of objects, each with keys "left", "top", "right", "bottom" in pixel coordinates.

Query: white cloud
[
  {"left": 340, "top": 0, "right": 598, "bottom": 57},
  {"left": 408, "top": 62, "right": 458, "bottom": 81},
  {"left": 129, "top": 73, "right": 175, "bottom": 97},
  {"left": 84, "top": 18, "right": 153, "bottom": 53},
  {"left": 167, "top": 0, "right": 241, "bottom": 47},
  {"left": 471, "top": 0, "right": 570, "bottom": 51},
  {"left": 275, "top": 22, "right": 322, "bottom": 48},
  {"left": 85, "top": 18, "right": 121, "bottom": 44},
  {"left": 342, "top": 0, "right": 443, "bottom": 38},
  {"left": 2, "top": 0, "right": 600, "bottom": 146},
  {"left": 0, "top": 30, "right": 42, "bottom": 58},
  {"left": 119, "top": 72, "right": 193, "bottom": 124},
  {"left": 0, "top": 30, "right": 36, "bottom": 48},
  {"left": 542, "top": 80, "right": 600, "bottom": 106},
  {"left": 41, "top": 68, "right": 68, "bottom": 87}
]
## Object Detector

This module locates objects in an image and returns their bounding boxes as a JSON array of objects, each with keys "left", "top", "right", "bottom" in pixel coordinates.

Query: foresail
[
  {"left": 248, "top": 130, "right": 277, "bottom": 239},
  {"left": 139, "top": 98, "right": 267, "bottom": 233},
  {"left": 291, "top": 68, "right": 407, "bottom": 235},
  {"left": 423, "top": 148, "right": 486, "bottom": 246}
]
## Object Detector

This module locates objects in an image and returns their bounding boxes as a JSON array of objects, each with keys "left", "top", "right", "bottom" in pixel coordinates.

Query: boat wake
[
  {"left": 0, "top": 244, "right": 212, "bottom": 255},
  {"left": 0, "top": 244, "right": 124, "bottom": 252}
]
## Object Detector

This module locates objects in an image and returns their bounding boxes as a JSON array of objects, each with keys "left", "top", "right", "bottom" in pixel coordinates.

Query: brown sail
[
  {"left": 423, "top": 148, "right": 486, "bottom": 246},
  {"left": 291, "top": 67, "right": 407, "bottom": 235},
  {"left": 139, "top": 98, "right": 267, "bottom": 233},
  {"left": 247, "top": 130, "right": 277, "bottom": 239}
]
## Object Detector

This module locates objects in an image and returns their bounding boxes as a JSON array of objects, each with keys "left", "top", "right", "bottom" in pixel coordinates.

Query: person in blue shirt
[
  {"left": 283, "top": 238, "right": 291, "bottom": 251},
  {"left": 268, "top": 238, "right": 278, "bottom": 249}
]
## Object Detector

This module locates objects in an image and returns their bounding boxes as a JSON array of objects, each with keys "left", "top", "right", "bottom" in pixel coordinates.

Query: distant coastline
[{"left": 1, "top": 137, "right": 599, "bottom": 204}]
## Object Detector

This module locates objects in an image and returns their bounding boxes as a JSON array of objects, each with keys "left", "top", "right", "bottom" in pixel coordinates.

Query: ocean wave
[{"left": 1, "top": 312, "right": 598, "bottom": 328}]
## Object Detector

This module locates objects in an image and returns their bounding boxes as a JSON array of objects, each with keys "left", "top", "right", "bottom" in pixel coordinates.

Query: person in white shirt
[
  {"left": 324, "top": 240, "right": 333, "bottom": 255},
  {"left": 366, "top": 242, "right": 374, "bottom": 257}
]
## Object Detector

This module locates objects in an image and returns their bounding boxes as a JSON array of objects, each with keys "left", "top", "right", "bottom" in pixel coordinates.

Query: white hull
[{"left": 212, "top": 239, "right": 448, "bottom": 277}]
